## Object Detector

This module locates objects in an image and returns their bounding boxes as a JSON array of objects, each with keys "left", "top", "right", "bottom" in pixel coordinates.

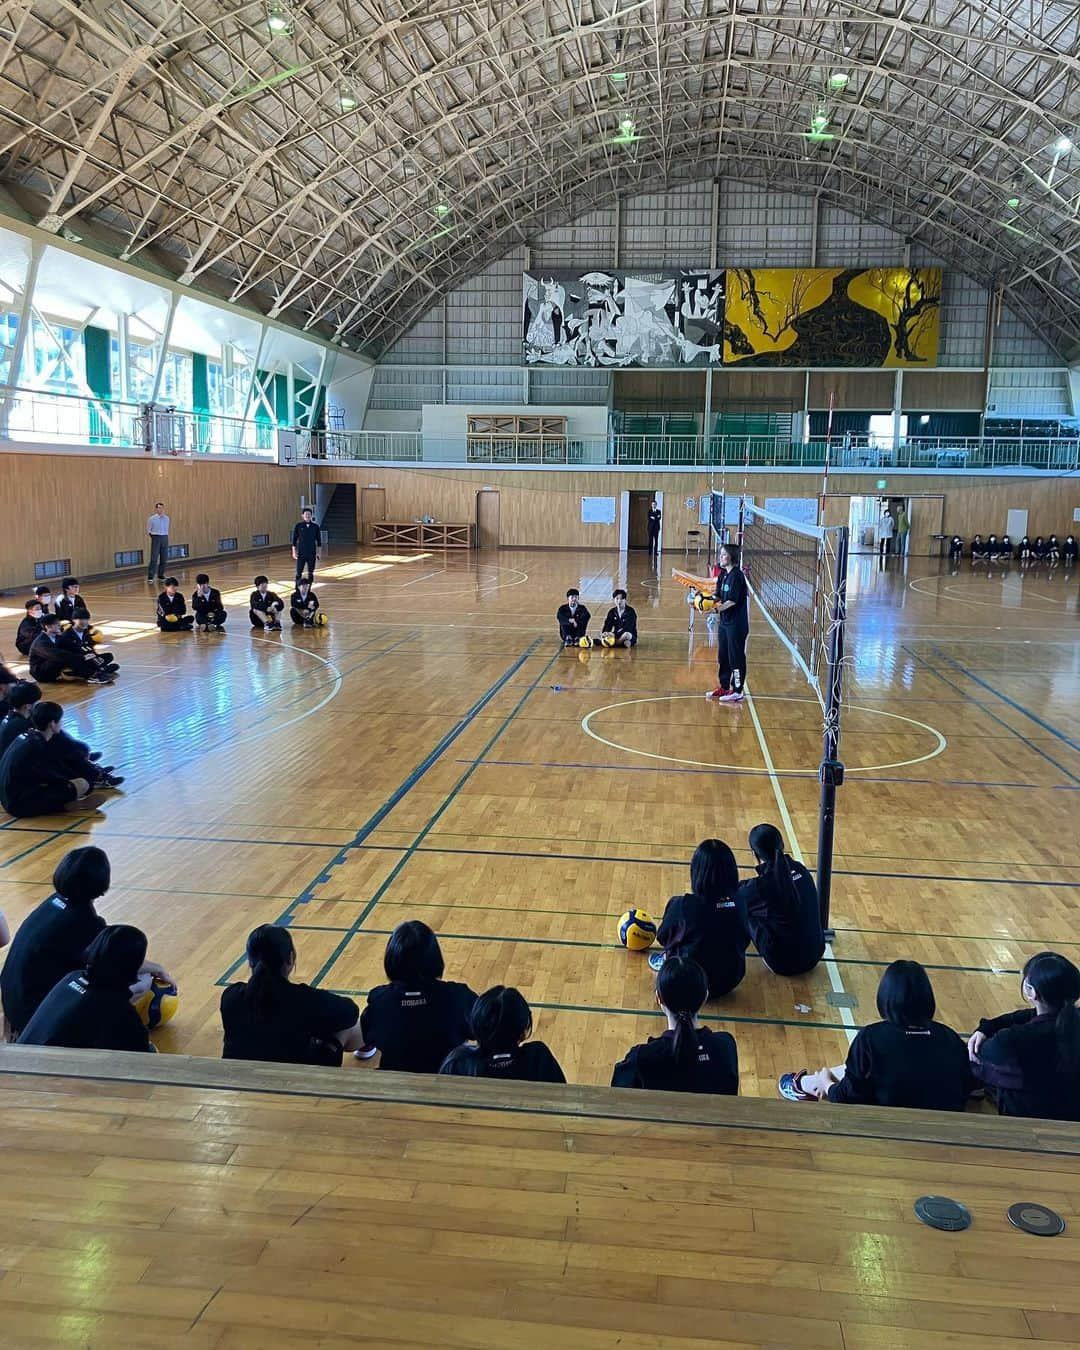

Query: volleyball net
[{"left": 710, "top": 491, "right": 851, "bottom": 933}]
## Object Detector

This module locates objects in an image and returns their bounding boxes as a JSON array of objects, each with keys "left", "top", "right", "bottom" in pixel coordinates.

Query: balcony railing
[{"left": 2, "top": 385, "right": 1078, "bottom": 472}]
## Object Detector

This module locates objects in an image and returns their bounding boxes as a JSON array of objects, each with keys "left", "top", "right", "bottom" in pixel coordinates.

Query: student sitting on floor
[
  {"left": 29, "top": 615, "right": 112, "bottom": 685},
  {"left": 1033, "top": 535, "right": 1047, "bottom": 560},
  {"left": 19, "top": 925, "right": 154, "bottom": 1053},
  {"left": 986, "top": 534, "right": 1002, "bottom": 561},
  {"left": 16, "top": 600, "right": 44, "bottom": 656},
  {"left": 947, "top": 536, "right": 964, "bottom": 562},
  {"left": 249, "top": 576, "right": 284, "bottom": 631},
  {"left": 600, "top": 588, "right": 638, "bottom": 647},
  {"left": 289, "top": 580, "right": 321, "bottom": 627},
  {"left": 1018, "top": 535, "right": 1032, "bottom": 560},
  {"left": 1064, "top": 535, "right": 1078, "bottom": 566},
  {"left": 651, "top": 838, "right": 747, "bottom": 998},
  {"left": 358, "top": 921, "right": 478, "bottom": 1072},
  {"left": 156, "top": 578, "right": 194, "bottom": 632},
  {"left": 969, "top": 952, "right": 1080, "bottom": 1121},
  {"left": 556, "top": 588, "right": 591, "bottom": 646},
  {"left": 612, "top": 957, "right": 738, "bottom": 1095},
  {"left": 1047, "top": 534, "right": 1061, "bottom": 563},
  {"left": 779, "top": 960, "right": 972, "bottom": 1109},
  {"left": 439, "top": 986, "right": 566, "bottom": 1083},
  {"left": 970, "top": 534, "right": 986, "bottom": 559},
  {"left": 221, "top": 925, "right": 364, "bottom": 1065},
  {"left": 0, "top": 702, "right": 98, "bottom": 819},
  {"left": 0, "top": 686, "right": 122, "bottom": 791},
  {"left": 33, "top": 584, "right": 55, "bottom": 617},
  {"left": 999, "top": 534, "right": 1013, "bottom": 558},
  {"left": 0, "top": 846, "right": 168, "bottom": 1038},
  {"left": 0, "top": 654, "right": 15, "bottom": 715},
  {"left": 734, "top": 823, "right": 824, "bottom": 977},
  {"left": 59, "top": 616, "right": 119, "bottom": 680},
  {"left": 192, "top": 574, "right": 227, "bottom": 632},
  {"left": 55, "top": 577, "right": 91, "bottom": 626}
]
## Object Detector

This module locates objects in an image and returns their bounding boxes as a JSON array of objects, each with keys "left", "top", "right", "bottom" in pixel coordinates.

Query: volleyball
[
  {"left": 618, "top": 909, "right": 658, "bottom": 951},
  {"left": 578, "top": 635, "right": 591, "bottom": 647},
  {"left": 315, "top": 612, "right": 329, "bottom": 626},
  {"left": 89, "top": 626, "right": 105, "bottom": 644},
  {"left": 601, "top": 632, "right": 617, "bottom": 648},
  {"left": 165, "top": 613, "right": 178, "bottom": 624},
  {"left": 693, "top": 593, "right": 715, "bottom": 612},
  {"left": 133, "top": 978, "right": 179, "bottom": 1029}
]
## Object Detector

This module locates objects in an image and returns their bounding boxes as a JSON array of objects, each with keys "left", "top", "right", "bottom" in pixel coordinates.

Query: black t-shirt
[
  {"left": 0, "top": 730, "right": 76, "bottom": 814},
  {"left": 658, "top": 892, "right": 748, "bottom": 998},
  {"left": 0, "top": 710, "right": 30, "bottom": 756},
  {"left": 975, "top": 1008, "right": 1080, "bottom": 1121},
  {"left": 440, "top": 1040, "right": 566, "bottom": 1083},
  {"left": 1, "top": 893, "right": 106, "bottom": 1035},
  {"left": 827, "top": 1021, "right": 972, "bottom": 1111},
  {"left": 734, "top": 857, "right": 824, "bottom": 976},
  {"left": 361, "top": 979, "right": 477, "bottom": 1073},
  {"left": 220, "top": 981, "right": 359, "bottom": 1066},
  {"left": 714, "top": 567, "right": 748, "bottom": 627},
  {"left": 292, "top": 521, "right": 322, "bottom": 555},
  {"left": 19, "top": 971, "right": 151, "bottom": 1052},
  {"left": 611, "top": 1027, "right": 738, "bottom": 1095}
]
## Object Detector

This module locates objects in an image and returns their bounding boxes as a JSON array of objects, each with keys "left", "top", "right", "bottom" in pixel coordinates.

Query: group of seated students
[
  {"left": 15, "top": 579, "right": 119, "bottom": 686},
  {"left": 556, "top": 588, "right": 638, "bottom": 647},
  {"left": 949, "top": 533, "right": 1078, "bottom": 563},
  {"left": 2, "top": 841, "right": 1078, "bottom": 1122},
  {"left": 0, "top": 685, "right": 123, "bottom": 816},
  {"left": 152, "top": 574, "right": 325, "bottom": 633}
]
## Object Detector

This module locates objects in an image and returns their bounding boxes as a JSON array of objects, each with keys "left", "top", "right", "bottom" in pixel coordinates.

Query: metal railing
[{"left": 2, "top": 385, "right": 1078, "bottom": 472}]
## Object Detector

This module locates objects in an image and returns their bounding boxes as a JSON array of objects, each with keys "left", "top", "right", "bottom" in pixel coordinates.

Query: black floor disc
[
  {"left": 914, "top": 1195, "right": 972, "bottom": 1231},
  {"left": 1007, "top": 1202, "right": 1065, "bottom": 1236}
]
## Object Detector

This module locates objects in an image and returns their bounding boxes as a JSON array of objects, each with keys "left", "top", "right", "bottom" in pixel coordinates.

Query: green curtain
[
  {"left": 191, "top": 353, "right": 210, "bottom": 453},
  {"left": 84, "top": 326, "right": 111, "bottom": 444},
  {"left": 274, "top": 373, "right": 290, "bottom": 426}
]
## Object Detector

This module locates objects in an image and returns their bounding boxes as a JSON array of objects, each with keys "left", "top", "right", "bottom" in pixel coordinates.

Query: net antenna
[{"left": 721, "top": 499, "right": 850, "bottom": 937}]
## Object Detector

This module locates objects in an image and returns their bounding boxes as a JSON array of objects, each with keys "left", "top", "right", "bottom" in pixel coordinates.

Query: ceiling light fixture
[
  {"left": 1055, "top": 136, "right": 1073, "bottom": 155},
  {"left": 613, "top": 117, "right": 638, "bottom": 144},
  {"left": 339, "top": 87, "right": 358, "bottom": 111},
  {"left": 434, "top": 203, "right": 450, "bottom": 217},
  {"left": 266, "top": 2, "right": 291, "bottom": 34},
  {"left": 828, "top": 72, "right": 850, "bottom": 90}
]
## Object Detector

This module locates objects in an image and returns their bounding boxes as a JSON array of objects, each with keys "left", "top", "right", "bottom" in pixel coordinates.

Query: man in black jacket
[
  {"left": 0, "top": 702, "right": 98, "bottom": 817},
  {"left": 291, "top": 506, "right": 322, "bottom": 585}
]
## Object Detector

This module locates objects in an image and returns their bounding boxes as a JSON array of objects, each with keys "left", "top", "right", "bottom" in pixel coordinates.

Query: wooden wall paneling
[
  {"left": 901, "top": 370, "right": 986, "bottom": 410},
  {"left": 807, "top": 371, "right": 895, "bottom": 408},
  {"left": 712, "top": 370, "right": 806, "bottom": 405}
]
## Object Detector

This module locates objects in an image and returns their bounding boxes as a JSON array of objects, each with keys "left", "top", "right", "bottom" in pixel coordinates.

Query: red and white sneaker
[
  {"left": 706, "top": 686, "right": 729, "bottom": 700},
  {"left": 718, "top": 689, "right": 745, "bottom": 703}
]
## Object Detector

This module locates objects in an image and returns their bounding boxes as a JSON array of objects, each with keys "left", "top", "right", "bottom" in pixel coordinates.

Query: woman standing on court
[
  {"left": 735, "top": 824, "right": 825, "bottom": 976},
  {"left": 651, "top": 839, "right": 747, "bottom": 998},
  {"left": 705, "top": 544, "right": 749, "bottom": 704},
  {"left": 611, "top": 957, "right": 738, "bottom": 1095},
  {"left": 969, "top": 952, "right": 1080, "bottom": 1120}
]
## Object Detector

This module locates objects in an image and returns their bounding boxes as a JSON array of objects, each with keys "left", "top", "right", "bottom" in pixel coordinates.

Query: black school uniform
[
  {"left": 192, "top": 586, "right": 227, "bottom": 628},
  {"left": 947, "top": 537, "right": 963, "bottom": 562},
  {"left": 19, "top": 971, "right": 151, "bottom": 1052},
  {"left": 611, "top": 1027, "right": 738, "bottom": 1095},
  {"left": 16, "top": 615, "right": 42, "bottom": 656},
  {"left": 0, "top": 709, "right": 29, "bottom": 757},
  {"left": 657, "top": 892, "right": 749, "bottom": 998},
  {"left": 714, "top": 566, "right": 749, "bottom": 692},
  {"left": 157, "top": 591, "right": 193, "bottom": 631},
  {"left": 28, "top": 631, "right": 70, "bottom": 682},
  {"left": 360, "top": 979, "right": 478, "bottom": 1073},
  {"left": 0, "top": 892, "right": 105, "bottom": 1036},
  {"left": 974, "top": 1008, "right": 1080, "bottom": 1121},
  {"left": 1064, "top": 538, "right": 1078, "bottom": 564},
  {"left": 0, "top": 713, "right": 97, "bottom": 785},
  {"left": 290, "top": 587, "right": 320, "bottom": 625},
  {"left": 55, "top": 595, "right": 90, "bottom": 625},
  {"left": 249, "top": 589, "right": 284, "bottom": 627},
  {"left": 220, "top": 981, "right": 359, "bottom": 1066},
  {"left": 601, "top": 604, "right": 638, "bottom": 645},
  {"left": 735, "top": 857, "right": 824, "bottom": 977},
  {"left": 556, "top": 601, "right": 591, "bottom": 643},
  {"left": 57, "top": 627, "right": 109, "bottom": 677},
  {"left": 0, "top": 729, "right": 79, "bottom": 818},
  {"left": 827, "top": 1020, "right": 972, "bottom": 1110},
  {"left": 440, "top": 1040, "right": 566, "bottom": 1083}
]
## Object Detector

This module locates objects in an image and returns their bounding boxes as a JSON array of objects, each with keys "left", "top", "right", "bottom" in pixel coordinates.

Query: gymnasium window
[
  {"left": 252, "top": 533, "right": 270, "bottom": 547},
  {"left": 114, "top": 550, "right": 145, "bottom": 568},
  {"left": 159, "top": 350, "right": 193, "bottom": 409},
  {"left": 34, "top": 559, "right": 71, "bottom": 580},
  {"left": 166, "top": 544, "right": 189, "bottom": 560},
  {"left": 218, "top": 537, "right": 238, "bottom": 552},
  {"left": 0, "top": 310, "right": 18, "bottom": 382}
]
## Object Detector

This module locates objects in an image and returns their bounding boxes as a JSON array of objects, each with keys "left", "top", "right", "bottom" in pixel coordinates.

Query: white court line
[
  {"left": 399, "top": 568, "right": 446, "bottom": 589},
  {"left": 744, "top": 688, "right": 857, "bottom": 1046}
]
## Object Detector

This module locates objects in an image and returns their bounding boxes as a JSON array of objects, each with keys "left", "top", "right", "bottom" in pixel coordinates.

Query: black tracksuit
[
  {"left": 827, "top": 1020, "right": 973, "bottom": 1110},
  {"left": 0, "top": 730, "right": 79, "bottom": 817},
  {"left": 735, "top": 856, "right": 825, "bottom": 976},
  {"left": 557, "top": 601, "right": 591, "bottom": 643},
  {"left": 440, "top": 1041, "right": 566, "bottom": 1083},
  {"left": 714, "top": 566, "right": 749, "bottom": 693},
  {"left": 0, "top": 712, "right": 100, "bottom": 786},
  {"left": 19, "top": 971, "right": 152, "bottom": 1052},
  {"left": 974, "top": 1008, "right": 1080, "bottom": 1121},
  {"left": 221, "top": 981, "right": 360, "bottom": 1066},
  {"left": 612, "top": 1027, "right": 739, "bottom": 1095},
  {"left": 192, "top": 586, "right": 227, "bottom": 628},
  {"left": 657, "top": 891, "right": 749, "bottom": 998},
  {"left": 250, "top": 589, "right": 284, "bottom": 627},
  {"left": 360, "top": 979, "right": 478, "bottom": 1073},
  {"left": 601, "top": 604, "right": 638, "bottom": 646},
  {"left": 290, "top": 587, "right": 320, "bottom": 625},
  {"left": 157, "top": 591, "right": 194, "bottom": 631},
  {"left": 0, "top": 892, "right": 106, "bottom": 1036},
  {"left": 292, "top": 520, "right": 322, "bottom": 583},
  {"left": 16, "top": 616, "right": 42, "bottom": 655}
]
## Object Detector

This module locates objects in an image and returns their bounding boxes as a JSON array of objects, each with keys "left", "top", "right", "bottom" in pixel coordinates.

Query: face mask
[{"left": 29, "top": 609, "right": 41, "bottom": 620}]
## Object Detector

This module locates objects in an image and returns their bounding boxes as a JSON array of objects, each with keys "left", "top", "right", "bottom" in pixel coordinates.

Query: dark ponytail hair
[
  {"left": 1023, "top": 952, "right": 1080, "bottom": 1074},
  {"left": 656, "top": 957, "right": 708, "bottom": 1068},
  {"left": 748, "top": 822, "right": 798, "bottom": 914},
  {"left": 469, "top": 986, "right": 531, "bottom": 1055},
  {"left": 84, "top": 924, "right": 147, "bottom": 991},
  {"left": 689, "top": 838, "right": 739, "bottom": 903},
  {"left": 245, "top": 924, "right": 295, "bottom": 1023}
]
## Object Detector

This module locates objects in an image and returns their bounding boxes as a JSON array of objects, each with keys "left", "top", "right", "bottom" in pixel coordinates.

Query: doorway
[
  {"left": 476, "top": 489, "right": 500, "bottom": 549},
  {"left": 627, "top": 490, "right": 656, "bottom": 550},
  {"left": 847, "top": 495, "right": 912, "bottom": 554},
  {"left": 359, "top": 486, "right": 386, "bottom": 544}
]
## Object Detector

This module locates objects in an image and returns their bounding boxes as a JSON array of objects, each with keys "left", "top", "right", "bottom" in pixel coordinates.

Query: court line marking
[
  {"left": 903, "top": 647, "right": 1080, "bottom": 786},
  {"left": 907, "top": 573, "right": 1064, "bottom": 612},
  {"left": 929, "top": 645, "right": 1080, "bottom": 756},
  {"left": 580, "top": 693, "right": 947, "bottom": 775}
]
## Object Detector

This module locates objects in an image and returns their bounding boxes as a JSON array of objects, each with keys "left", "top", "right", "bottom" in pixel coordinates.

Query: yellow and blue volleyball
[
  {"left": 693, "top": 592, "right": 716, "bottom": 612},
  {"left": 618, "top": 909, "right": 658, "bottom": 951},
  {"left": 133, "top": 978, "right": 179, "bottom": 1030},
  {"left": 601, "top": 632, "right": 617, "bottom": 648},
  {"left": 578, "top": 635, "right": 591, "bottom": 648},
  {"left": 89, "top": 625, "right": 105, "bottom": 644},
  {"left": 314, "top": 612, "right": 329, "bottom": 626}
]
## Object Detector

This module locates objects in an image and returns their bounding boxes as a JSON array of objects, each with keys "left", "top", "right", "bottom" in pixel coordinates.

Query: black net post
[{"left": 816, "top": 524, "right": 849, "bottom": 941}]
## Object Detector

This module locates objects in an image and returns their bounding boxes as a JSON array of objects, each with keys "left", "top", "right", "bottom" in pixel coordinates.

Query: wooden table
[{"left": 370, "top": 520, "right": 474, "bottom": 550}]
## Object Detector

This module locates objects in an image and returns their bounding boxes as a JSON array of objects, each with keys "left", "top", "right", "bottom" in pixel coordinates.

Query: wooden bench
[{"left": 369, "top": 520, "right": 474, "bottom": 550}]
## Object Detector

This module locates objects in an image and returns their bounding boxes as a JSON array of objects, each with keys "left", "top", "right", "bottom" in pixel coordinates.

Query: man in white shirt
[{"left": 147, "top": 502, "right": 170, "bottom": 582}]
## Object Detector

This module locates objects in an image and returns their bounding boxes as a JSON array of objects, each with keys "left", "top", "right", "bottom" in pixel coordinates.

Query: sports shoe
[
  {"left": 706, "top": 686, "right": 729, "bottom": 700},
  {"left": 718, "top": 689, "right": 745, "bottom": 703},
  {"left": 101, "top": 773, "right": 125, "bottom": 788},
  {"left": 86, "top": 675, "right": 113, "bottom": 686},
  {"left": 647, "top": 950, "right": 667, "bottom": 973},
  {"left": 353, "top": 1045, "right": 378, "bottom": 1061},
  {"left": 778, "top": 1071, "right": 816, "bottom": 1102},
  {"left": 564, "top": 636, "right": 574, "bottom": 647},
  {"left": 89, "top": 751, "right": 103, "bottom": 762},
  {"left": 268, "top": 623, "right": 282, "bottom": 632}
]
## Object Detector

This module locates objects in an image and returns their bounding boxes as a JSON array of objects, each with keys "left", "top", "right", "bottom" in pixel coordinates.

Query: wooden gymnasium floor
[{"left": 0, "top": 545, "right": 1078, "bottom": 1092}]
